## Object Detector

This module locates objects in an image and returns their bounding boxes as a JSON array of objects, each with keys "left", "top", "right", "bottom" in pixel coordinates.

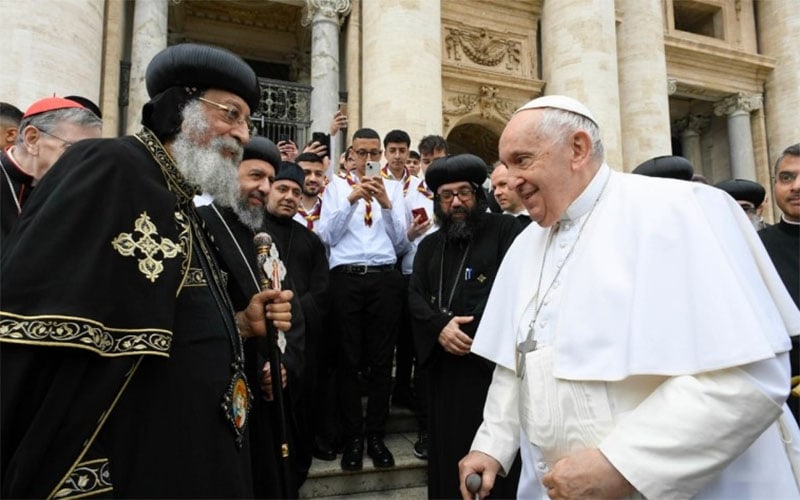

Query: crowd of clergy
[{"left": 1, "top": 41, "right": 799, "bottom": 500}]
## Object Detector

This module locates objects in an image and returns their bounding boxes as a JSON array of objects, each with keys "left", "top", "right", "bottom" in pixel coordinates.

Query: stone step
[
  {"left": 299, "top": 432, "right": 427, "bottom": 498},
  {"left": 310, "top": 485, "right": 427, "bottom": 500}
]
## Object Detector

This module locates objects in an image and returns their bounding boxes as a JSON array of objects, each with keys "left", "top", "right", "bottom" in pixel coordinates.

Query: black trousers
[
  {"left": 393, "top": 274, "right": 414, "bottom": 396},
  {"left": 331, "top": 267, "right": 404, "bottom": 439}
]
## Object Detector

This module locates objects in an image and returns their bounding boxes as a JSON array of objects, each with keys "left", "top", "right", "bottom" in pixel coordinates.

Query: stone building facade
[{"left": 2, "top": 0, "right": 797, "bottom": 220}]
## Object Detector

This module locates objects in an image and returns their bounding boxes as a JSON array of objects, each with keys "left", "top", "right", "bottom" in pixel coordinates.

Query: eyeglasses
[
  {"left": 775, "top": 171, "right": 798, "bottom": 185},
  {"left": 39, "top": 130, "right": 74, "bottom": 149},
  {"left": 198, "top": 96, "right": 253, "bottom": 132},
  {"left": 437, "top": 187, "right": 476, "bottom": 203},
  {"left": 739, "top": 203, "right": 757, "bottom": 215},
  {"left": 353, "top": 149, "right": 383, "bottom": 159}
]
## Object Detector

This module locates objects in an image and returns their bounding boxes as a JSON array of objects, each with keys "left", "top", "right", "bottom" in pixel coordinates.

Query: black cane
[{"left": 254, "top": 232, "right": 293, "bottom": 497}]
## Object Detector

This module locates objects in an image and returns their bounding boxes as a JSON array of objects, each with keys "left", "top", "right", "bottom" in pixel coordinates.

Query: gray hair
[
  {"left": 16, "top": 107, "right": 102, "bottom": 145},
  {"left": 536, "top": 108, "right": 605, "bottom": 162},
  {"left": 774, "top": 143, "right": 800, "bottom": 172}
]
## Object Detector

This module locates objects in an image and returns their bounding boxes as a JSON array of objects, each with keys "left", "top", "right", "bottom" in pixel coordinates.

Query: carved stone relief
[
  {"left": 442, "top": 85, "right": 516, "bottom": 127},
  {"left": 444, "top": 26, "right": 523, "bottom": 73}
]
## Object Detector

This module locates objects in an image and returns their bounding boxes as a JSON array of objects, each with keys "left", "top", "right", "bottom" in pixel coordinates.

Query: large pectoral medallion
[{"left": 221, "top": 363, "right": 253, "bottom": 448}]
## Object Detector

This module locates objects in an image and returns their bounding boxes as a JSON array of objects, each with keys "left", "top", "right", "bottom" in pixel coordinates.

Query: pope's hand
[
  {"left": 458, "top": 451, "right": 501, "bottom": 500},
  {"left": 439, "top": 316, "right": 473, "bottom": 356},
  {"left": 542, "top": 448, "right": 634, "bottom": 499}
]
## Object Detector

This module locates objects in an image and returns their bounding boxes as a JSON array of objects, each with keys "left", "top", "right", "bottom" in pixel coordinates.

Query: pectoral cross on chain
[{"left": 516, "top": 322, "right": 538, "bottom": 379}]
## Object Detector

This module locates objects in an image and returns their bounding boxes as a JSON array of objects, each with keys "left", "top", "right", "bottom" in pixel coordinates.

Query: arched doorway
[{"left": 446, "top": 123, "right": 500, "bottom": 166}]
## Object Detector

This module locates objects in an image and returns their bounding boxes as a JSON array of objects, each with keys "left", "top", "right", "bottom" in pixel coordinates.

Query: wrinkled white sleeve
[
  {"left": 600, "top": 353, "right": 789, "bottom": 499},
  {"left": 471, "top": 364, "right": 522, "bottom": 476}
]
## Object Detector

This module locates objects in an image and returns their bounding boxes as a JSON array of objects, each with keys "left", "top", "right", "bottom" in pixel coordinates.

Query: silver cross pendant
[{"left": 516, "top": 338, "right": 537, "bottom": 379}]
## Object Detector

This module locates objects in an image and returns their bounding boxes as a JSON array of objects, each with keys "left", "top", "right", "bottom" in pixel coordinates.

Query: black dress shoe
[
  {"left": 340, "top": 437, "right": 363, "bottom": 471},
  {"left": 313, "top": 438, "right": 337, "bottom": 461},
  {"left": 366, "top": 435, "right": 395, "bottom": 468}
]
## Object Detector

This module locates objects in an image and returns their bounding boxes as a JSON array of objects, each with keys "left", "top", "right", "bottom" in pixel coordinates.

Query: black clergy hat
[
  {"left": 243, "top": 137, "right": 281, "bottom": 168},
  {"left": 275, "top": 162, "right": 306, "bottom": 189},
  {"left": 141, "top": 44, "right": 260, "bottom": 142},
  {"left": 65, "top": 95, "right": 103, "bottom": 119},
  {"left": 145, "top": 43, "right": 260, "bottom": 110},
  {"left": 715, "top": 178, "right": 766, "bottom": 207},
  {"left": 632, "top": 155, "right": 694, "bottom": 181},
  {"left": 425, "top": 154, "right": 488, "bottom": 193}
]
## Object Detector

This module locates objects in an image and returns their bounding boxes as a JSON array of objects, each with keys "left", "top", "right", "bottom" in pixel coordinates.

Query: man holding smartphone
[{"left": 316, "top": 127, "right": 409, "bottom": 472}]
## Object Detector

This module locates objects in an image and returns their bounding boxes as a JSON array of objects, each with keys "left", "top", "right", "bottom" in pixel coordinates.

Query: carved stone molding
[
  {"left": 667, "top": 78, "right": 678, "bottom": 96},
  {"left": 302, "top": 0, "right": 352, "bottom": 27},
  {"left": 713, "top": 92, "right": 763, "bottom": 117},
  {"left": 182, "top": 1, "right": 300, "bottom": 32},
  {"left": 444, "top": 27, "right": 522, "bottom": 71},
  {"left": 442, "top": 85, "right": 516, "bottom": 127}
]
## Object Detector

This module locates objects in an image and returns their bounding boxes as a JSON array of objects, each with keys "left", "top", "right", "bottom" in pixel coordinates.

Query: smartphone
[
  {"left": 278, "top": 133, "right": 291, "bottom": 144},
  {"left": 365, "top": 160, "right": 381, "bottom": 177},
  {"left": 311, "top": 132, "right": 330, "bottom": 157},
  {"left": 338, "top": 102, "right": 348, "bottom": 116},
  {"left": 411, "top": 207, "right": 429, "bottom": 224}
]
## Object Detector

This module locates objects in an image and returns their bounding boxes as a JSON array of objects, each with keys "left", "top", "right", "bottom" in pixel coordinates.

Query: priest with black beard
[
  {"left": 0, "top": 44, "right": 293, "bottom": 498},
  {"left": 408, "top": 154, "right": 523, "bottom": 499},
  {"left": 197, "top": 141, "right": 313, "bottom": 498}
]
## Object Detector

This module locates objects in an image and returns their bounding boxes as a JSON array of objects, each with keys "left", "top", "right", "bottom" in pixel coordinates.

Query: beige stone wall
[{"left": 2, "top": 0, "right": 105, "bottom": 111}]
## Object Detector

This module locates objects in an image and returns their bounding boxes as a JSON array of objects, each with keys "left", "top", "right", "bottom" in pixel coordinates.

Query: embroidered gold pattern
[
  {"left": 0, "top": 314, "right": 171, "bottom": 356},
  {"left": 184, "top": 267, "right": 228, "bottom": 288},
  {"left": 53, "top": 459, "right": 112, "bottom": 498},
  {"left": 112, "top": 212, "right": 182, "bottom": 282}
]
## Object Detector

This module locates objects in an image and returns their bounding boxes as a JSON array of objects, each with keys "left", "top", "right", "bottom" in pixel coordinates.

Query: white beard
[{"left": 170, "top": 100, "right": 243, "bottom": 209}]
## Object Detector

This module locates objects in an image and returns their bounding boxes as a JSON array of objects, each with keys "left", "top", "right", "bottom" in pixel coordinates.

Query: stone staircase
[{"left": 299, "top": 405, "right": 428, "bottom": 499}]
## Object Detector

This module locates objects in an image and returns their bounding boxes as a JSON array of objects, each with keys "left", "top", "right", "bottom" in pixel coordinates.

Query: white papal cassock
[{"left": 471, "top": 164, "right": 800, "bottom": 499}]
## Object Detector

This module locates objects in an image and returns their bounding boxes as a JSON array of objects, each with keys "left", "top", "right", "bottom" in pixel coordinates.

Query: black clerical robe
[
  {"left": 198, "top": 204, "right": 309, "bottom": 498},
  {"left": 760, "top": 219, "right": 800, "bottom": 420},
  {"left": 0, "top": 149, "right": 34, "bottom": 243},
  {"left": 409, "top": 212, "right": 522, "bottom": 499},
  {"left": 1, "top": 130, "right": 253, "bottom": 498}
]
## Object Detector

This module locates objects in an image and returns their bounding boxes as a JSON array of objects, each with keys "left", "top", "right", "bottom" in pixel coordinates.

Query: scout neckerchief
[
  {"left": 345, "top": 173, "right": 373, "bottom": 227},
  {"left": 297, "top": 196, "right": 322, "bottom": 230},
  {"left": 381, "top": 165, "right": 414, "bottom": 196}
]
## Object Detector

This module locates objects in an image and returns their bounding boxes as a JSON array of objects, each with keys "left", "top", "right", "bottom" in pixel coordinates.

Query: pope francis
[{"left": 458, "top": 96, "right": 800, "bottom": 500}]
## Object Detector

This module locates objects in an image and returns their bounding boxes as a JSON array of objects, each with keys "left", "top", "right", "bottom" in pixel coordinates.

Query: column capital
[
  {"left": 673, "top": 114, "right": 711, "bottom": 135},
  {"left": 714, "top": 92, "right": 763, "bottom": 117},
  {"left": 302, "top": 0, "right": 352, "bottom": 27}
]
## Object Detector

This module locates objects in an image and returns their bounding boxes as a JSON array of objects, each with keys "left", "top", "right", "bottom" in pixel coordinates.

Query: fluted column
[
  {"left": 756, "top": 0, "right": 800, "bottom": 163},
  {"left": 616, "top": 0, "right": 672, "bottom": 171},
  {"left": 304, "top": 0, "right": 351, "bottom": 133},
  {"left": 540, "top": 0, "right": 622, "bottom": 168},
  {"left": 126, "top": 0, "right": 169, "bottom": 133},
  {"left": 673, "top": 114, "right": 710, "bottom": 177},
  {"left": 361, "top": 0, "right": 441, "bottom": 140},
  {"left": 714, "top": 93, "right": 762, "bottom": 181},
  {"left": 1, "top": 0, "right": 104, "bottom": 110}
]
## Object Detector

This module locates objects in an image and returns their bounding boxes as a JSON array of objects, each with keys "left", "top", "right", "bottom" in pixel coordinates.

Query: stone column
[
  {"left": 540, "top": 0, "right": 622, "bottom": 168},
  {"left": 714, "top": 93, "right": 762, "bottom": 181},
  {"left": 304, "top": 0, "right": 352, "bottom": 133},
  {"left": 126, "top": 0, "right": 169, "bottom": 134},
  {"left": 756, "top": 0, "right": 800, "bottom": 164},
  {"left": 616, "top": 0, "right": 672, "bottom": 171},
  {"left": 361, "top": 0, "right": 442, "bottom": 141},
  {"left": 1, "top": 0, "right": 104, "bottom": 109},
  {"left": 673, "top": 114, "right": 710, "bottom": 177}
]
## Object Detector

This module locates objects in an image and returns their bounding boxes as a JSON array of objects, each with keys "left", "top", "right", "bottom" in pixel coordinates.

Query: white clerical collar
[
  {"left": 561, "top": 163, "right": 611, "bottom": 222},
  {"left": 781, "top": 214, "right": 800, "bottom": 226}
]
